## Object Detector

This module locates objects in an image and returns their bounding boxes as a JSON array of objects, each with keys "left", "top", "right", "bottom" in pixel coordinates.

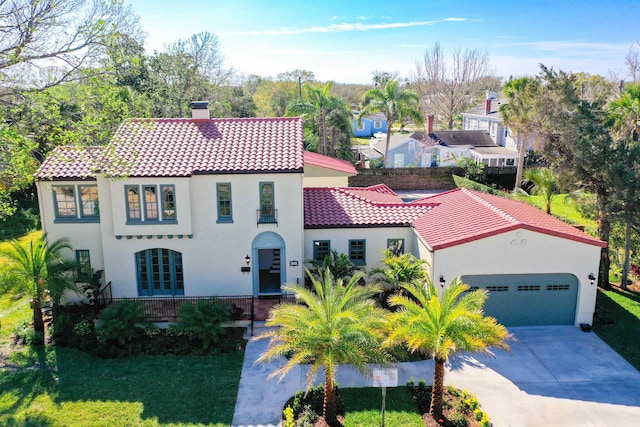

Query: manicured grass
[
  {"left": 340, "top": 386, "right": 423, "bottom": 426},
  {"left": 593, "top": 288, "right": 640, "bottom": 370},
  {"left": 0, "top": 345, "right": 244, "bottom": 426},
  {"left": 1, "top": 231, "right": 42, "bottom": 340},
  {"left": 0, "top": 294, "right": 31, "bottom": 339}
]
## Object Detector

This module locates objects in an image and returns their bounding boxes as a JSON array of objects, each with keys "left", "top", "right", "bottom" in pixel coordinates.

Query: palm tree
[
  {"left": 0, "top": 233, "right": 78, "bottom": 344},
  {"left": 359, "top": 79, "right": 423, "bottom": 166},
  {"left": 521, "top": 167, "right": 558, "bottom": 214},
  {"left": 307, "top": 249, "right": 361, "bottom": 282},
  {"left": 370, "top": 250, "right": 428, "bottom": 289},
  {"left": 387, "top": 277, "right": 510, "bottom": 421},
  {"left": 609, "top": 82, "right": 640, "bottom": 289},
  {"left": 500, "top": 77, "right": 542, "bottom": 190},
  {"left": 257, "top": 269, "right": 392, "bottom": 425},
  {"left": 287, "top": 82, "right": 352, "bottom": 157}
]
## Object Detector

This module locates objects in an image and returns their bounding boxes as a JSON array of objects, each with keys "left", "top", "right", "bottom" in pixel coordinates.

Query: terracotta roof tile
[
  {"left": 304, "top": 185, "right": 436, "bottom": 228},
  {"left": 37, "top": 117, "right": 304, "bottom": 178},
  {"left": 412, "top": 188, "right": 606, "bottom": 250},
  {"left": 304, "top": 151, "right": 357, "bottom": 175}
]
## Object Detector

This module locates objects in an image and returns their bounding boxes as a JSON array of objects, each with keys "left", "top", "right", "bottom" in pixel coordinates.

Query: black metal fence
[{"left": 101, "top": 292, "right": 255, "bottom": 333}]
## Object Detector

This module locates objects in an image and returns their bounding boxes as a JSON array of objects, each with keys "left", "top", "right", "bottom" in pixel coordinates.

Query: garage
[{"left": 460, "top": 273, "right": 579, "bottom": 326}]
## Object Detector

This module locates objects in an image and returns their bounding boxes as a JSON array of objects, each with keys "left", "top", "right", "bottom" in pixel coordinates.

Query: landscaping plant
[
  {"left": 177, "top": 298, "right": 232, "bottom": 350},
  {"left": 258, "top": 268, "right": 392, "bottom": 425},
  {"left": 388, "top": 278, "right": 510, "bottom": 421},
  {"left": 0, "top": 233, "right": 78, "bottom": 345},
  {"left": 95, "top": 300, "right": 148, "bottom": 357}
]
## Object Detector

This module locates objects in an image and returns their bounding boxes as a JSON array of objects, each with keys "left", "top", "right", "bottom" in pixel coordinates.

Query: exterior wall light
[
  {"left": 588, "top": 273, "right": 596, "bottom": 286},
  {"left": 439, "top": 275, "right": 445, "bottom": 288},
  {"left": 245, "top": 254, "right": 251, "bottom": 265}
]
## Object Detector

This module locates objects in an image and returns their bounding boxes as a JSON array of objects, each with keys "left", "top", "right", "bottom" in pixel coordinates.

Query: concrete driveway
[{"left": 232, "top": 325, "right": 640, "bottom": 427}]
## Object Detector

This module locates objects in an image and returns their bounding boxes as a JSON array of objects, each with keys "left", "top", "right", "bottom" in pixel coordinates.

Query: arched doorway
[{"left": 252, "top": 232, "right": 286, "bottom": 296}]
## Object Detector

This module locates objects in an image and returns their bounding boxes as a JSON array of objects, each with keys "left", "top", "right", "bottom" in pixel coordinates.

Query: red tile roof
[
  {"left": 36, "top": 117, "right": 304, "bottom": 178},
  {"left": 304, "top": 185, "right": 436, "bottom": 228},
  {"left": 304, "top": 151, "right": 357, "bottom": 175},
  {"left": 412, "top": 188, "right": 606, "bottom": 250},
  {"left": 35, "top": 146, "right": 104, "bottom": 180}
]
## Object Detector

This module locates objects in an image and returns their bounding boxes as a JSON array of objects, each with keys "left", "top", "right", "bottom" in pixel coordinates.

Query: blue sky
[{"left": 131, "top": 0, "right": 639, "bottom": 83}]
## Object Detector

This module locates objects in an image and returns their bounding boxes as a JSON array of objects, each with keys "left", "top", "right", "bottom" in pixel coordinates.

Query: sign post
[{"left": 372, "top": 368, "right": 398, "bottom": 427}]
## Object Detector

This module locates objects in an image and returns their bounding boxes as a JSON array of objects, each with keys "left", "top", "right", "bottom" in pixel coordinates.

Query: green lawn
[
  {"left": 593, "top": 288, "right": 640, "bottom": 370},
  {"left": 341, "top": 386, "right": 423, "bottom": 426},
  {"left": 0, "top": 346, "right": 244, "bottom": 427}
]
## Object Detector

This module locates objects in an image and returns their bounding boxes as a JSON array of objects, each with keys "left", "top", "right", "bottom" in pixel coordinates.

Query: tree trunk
[
  {"left": 383, "top": 128, "right": 391, "bottom": 168},
  {"left": 323, "top": 371, "right": 338, "bottom": 425},
  {"left": 430, "top": 357, "right": 446, "bottom": 421},
  {"left": 331, "top": 126, "right": 337, "bottom": 157},
  {"left": 622, "top": 213, "right": 632, "bottom": 289},
  {"left": 514, "top": 133, "right": 526, "bottom": 190},
  {"left": 32, "top": 297, "right": 45, "bottom": 345},
  {"left": 321, "top": 109, "right": 327, "bottom": 156},
  {"left": 596, "top": 186, "right": 612, "bottom": 289}
]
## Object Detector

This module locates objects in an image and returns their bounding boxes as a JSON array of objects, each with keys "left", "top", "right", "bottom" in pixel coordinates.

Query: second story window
[
  {"left": 80, "top": 186, "right": 99, "bottom": 218},
  {"left": 216, "top": 183, "right": 233, "bottom": 223},
  {"left": 258, "top": 182, "right": 276, "bottom": 224},
  {"left": 52, "top": 184, "right": 99, "bottom": 223},
  {"left": 126, "top": 186, "right": 141, "bottom": 220},
  {"left": 54, "top": 186, "right": 77, "bottom": 218},
  {"left": 126, "top": 184, "right": 177, "bottom": 223},
  {"left": 162, "top": 185, "right": 176, "bottom": 220},
  {"left": 144, "top": 185, "right": 158, "bottom": 220}
]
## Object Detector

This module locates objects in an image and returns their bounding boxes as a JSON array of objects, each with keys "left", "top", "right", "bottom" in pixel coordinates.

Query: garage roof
[{"left": 412, "top": 188, "right": 607, "bottom": 250}]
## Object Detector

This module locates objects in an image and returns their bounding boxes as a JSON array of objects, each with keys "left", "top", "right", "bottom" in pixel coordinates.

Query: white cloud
[{"left": 224, "top": 18, "right": 468, "bottom": 36}]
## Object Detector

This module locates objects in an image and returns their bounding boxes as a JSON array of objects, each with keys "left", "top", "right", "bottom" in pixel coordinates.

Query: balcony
[{"left": 257, "top": 208, "right": 278, "bottom": 225}]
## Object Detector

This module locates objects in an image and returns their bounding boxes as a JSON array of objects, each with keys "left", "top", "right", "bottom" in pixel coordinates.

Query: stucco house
[
  {"left": 35, "top": 103, "right": 605, "bottom": 327},
  {"left": 353, "top": 112, "right": 387, "bottom": 137}
]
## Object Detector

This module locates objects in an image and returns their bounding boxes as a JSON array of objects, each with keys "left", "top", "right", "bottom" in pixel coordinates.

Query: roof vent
[{"left": 191, "top": 101, "right": 209, "bottom": 119}]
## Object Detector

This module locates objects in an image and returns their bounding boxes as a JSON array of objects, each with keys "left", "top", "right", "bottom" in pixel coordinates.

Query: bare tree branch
[{"left": 413, "top": 41, "right": 499, "bottom": 130}]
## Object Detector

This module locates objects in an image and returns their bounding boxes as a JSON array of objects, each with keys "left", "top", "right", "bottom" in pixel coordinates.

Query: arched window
[{"left": 135, "top": 248, "right": 184, "bottom": 296}]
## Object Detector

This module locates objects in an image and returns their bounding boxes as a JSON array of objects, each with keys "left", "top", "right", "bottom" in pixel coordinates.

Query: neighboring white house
[
  {"left": 461, "top": 92, "right": 518, "bottom": 151},
  {"left": 35, "top": 103, "right": 606, "bottom": 327}
]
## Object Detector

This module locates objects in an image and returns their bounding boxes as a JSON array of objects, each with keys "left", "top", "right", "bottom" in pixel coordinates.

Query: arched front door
[{"left": 252, "top": 232, "right": 286, "bottom": 296}]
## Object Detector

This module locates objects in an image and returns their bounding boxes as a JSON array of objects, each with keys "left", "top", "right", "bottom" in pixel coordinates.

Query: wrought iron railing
[
  {"left": 105, "top": 295, "right": 256, "bottom": 334},
  {"left": 257, "top": 208, "right": 278, "bottom": 224}
]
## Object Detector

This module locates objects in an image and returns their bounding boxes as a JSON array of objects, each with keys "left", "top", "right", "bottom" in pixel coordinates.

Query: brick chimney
[
  {"left": 426, "top": 114, "right": 435, "bottom": 134},
  {"left": 485, "top": 98, "right": 492, "bottom": 115},
  {"left": 191, "top": 101, "right": 210, "bottom": 119}
]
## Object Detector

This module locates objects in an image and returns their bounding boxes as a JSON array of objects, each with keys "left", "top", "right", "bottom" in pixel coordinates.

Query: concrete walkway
[{"left": 232, "top": 325, "right": 640, "bottom": 427}]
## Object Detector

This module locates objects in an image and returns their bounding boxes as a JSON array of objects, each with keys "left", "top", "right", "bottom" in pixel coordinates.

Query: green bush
[
  {"left": 284, "top": 385, "right": 344, "bottom": 421},
  {"left": 95, "top": 300, "right": 148, "bottom": 357},
  {"left": 11, "top": 320, "right": 43, "bottom": 346},
  {"left": 177, "top": 299, "right": 231, "bottom": 350}
]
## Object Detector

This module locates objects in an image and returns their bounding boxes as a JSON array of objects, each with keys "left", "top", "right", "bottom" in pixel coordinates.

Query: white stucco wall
[
  {"left": 98, "top": 172, "right": 304, "bottom": 297},
  {"left": 416, "top": 228, "right": 602, "bottom": 326},
  {"left": 303, "top": 164, "right": 351, "bottom": 187},
  {"left": 36, "top": 180, "right": 105, "bottom": 272},
  {"left": 304, "top": 227, "right": 415, "bottom": 274}
]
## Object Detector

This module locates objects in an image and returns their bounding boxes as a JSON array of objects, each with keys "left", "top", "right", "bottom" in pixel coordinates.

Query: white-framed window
[{"left": 373, "top": 120, "right": 383, "bottom": 129}]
